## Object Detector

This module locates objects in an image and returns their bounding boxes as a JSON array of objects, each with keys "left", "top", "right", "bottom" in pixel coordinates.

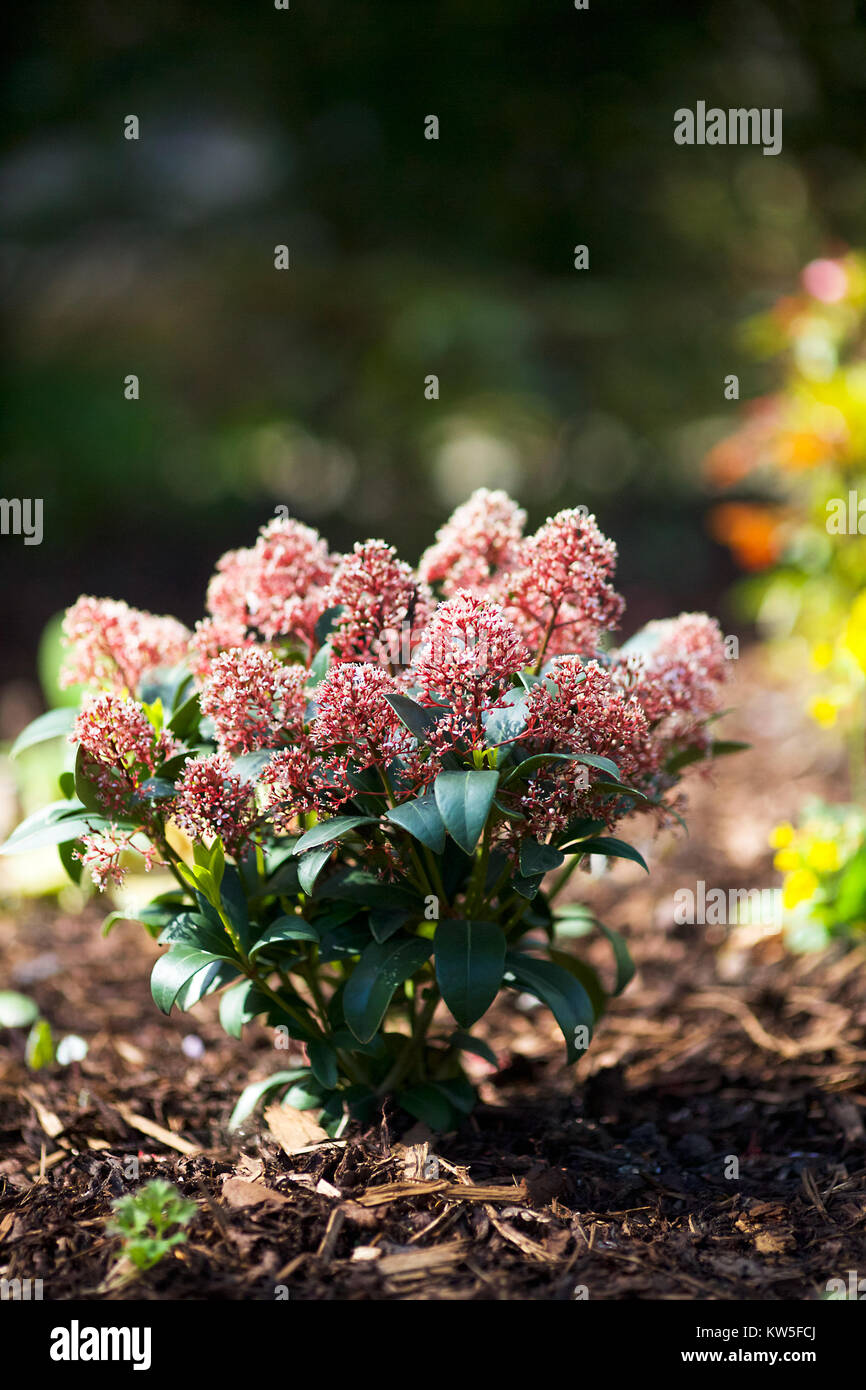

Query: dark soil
[{"left": 1, "top": 653, "right": 865, "bottom": 1300}]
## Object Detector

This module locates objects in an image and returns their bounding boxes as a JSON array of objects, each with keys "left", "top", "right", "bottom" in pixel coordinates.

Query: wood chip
[
  {"left": 378, "top": 1239, "right": 470, "bottom": 1276},
  {"left": 355, "top": 1178, "right": 526, "bottom": 1207},
  {"left": 315, "top": 1207, "right": 345, "bottom": 1260},
  {"left": 115, "top": 1103, "right": 199, "bottom": 1156},
  {"left": 222, "top": 1177, "right": 287, "bottom": 1209},
  {"left": 264, "top": 1103, "right": 329, "bottom": 1156},
  {"left": 25, "top": 1093, "right": 64, "bottom": 1138}
]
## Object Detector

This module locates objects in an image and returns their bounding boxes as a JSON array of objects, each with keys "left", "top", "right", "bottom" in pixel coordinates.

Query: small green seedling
[{"left": 107, "top": 1180, "right": 197, "bottom": 1274}]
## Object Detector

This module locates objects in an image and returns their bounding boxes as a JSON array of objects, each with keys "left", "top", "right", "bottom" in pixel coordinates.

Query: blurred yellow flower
[
  {"left": 774, "top": 848, "right": 800, "bottom": 871},
  {"left": 810, "top": 641, "right": 834, "bottom": 670},
  {"left": 808, "top": 696, "right": 839, "bottom": 727},
  {"left": 769, "top": 822, "right": 795, "bottom": 849},
  {"left": 782, "top": 868, "right": 819, "bottom": 909},
  {"left": 806, "top": 839, "right": 840, "bottom": 873},
  {"left": 843, "top": 591, "right": 866, "bottom": 674}
]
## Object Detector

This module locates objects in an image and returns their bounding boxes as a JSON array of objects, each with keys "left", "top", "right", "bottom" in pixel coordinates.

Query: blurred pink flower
[
  {"left": 418, "top": 488, "right": 526, "bottom": 597},
  {"left": 61, "top": 597, "right": 190, "bottom": 695},
  {"left": 801, "top": 258, "right": 848, "bottom": 304}
]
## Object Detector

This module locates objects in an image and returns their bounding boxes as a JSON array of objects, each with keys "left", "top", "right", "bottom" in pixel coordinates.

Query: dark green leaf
[
  {"left": 386, "top": 793, "right": 446, "bottom": 853},
  {"left": 563, "top": 836, "right": 649, "bottom": 873},
  {"left": 434, "top": 770, "right": 500, "bottom": 855},
  {"left": 308, "top": 1040, "right": 339, "bottom": 1090},
  {"left": 343, "top": 937, "right": 432, "bottom": 1043},
  {"left": 370, "top": 908, "right": 412, "bottom": 942},
  {"left": 219, "top": 980, "right": 271, "bottom": 1038},
  {"left": 297, "top": 846, "right": 334, "bottom": 895},
  {"left": 435, "top": 920, "right": 505, "bottom": 1027},
  {"left": 548, "top": 949, "right": 607, "bottom": 1020},
  {"left": 503, "top": 751, "right": 589, "bottom": 786},
  {"left": 385, "top": 692, "right": 447, "bottom": 744},
  {"left": 294, "top": 815, "right": 379, "bottom": 855},
  {"left": 448, "top": 1031, "right": 498, "bottom": 1066},
  {"left": 519, "top": 838, "right": 565, "bottom": 877},
  {"left": 596, "top": 922, "right": 636, "bottom": 995},
  {"left": 151, "top": 947, "right": 229, "bottom": 1015},
  {"left": 250, "top": 915, "right": 319, "bottom": 960},
  {"left": 504, "top": 952, "right": 594, "bottom": 1062},
  {"left": 176, "top": 959, "right": 240, "bottom": 1010},
  {"left": 398, "top": 1083, "right": 457, "bottom": 1132},
  {"left": 58, "top": 837, "right": 84, "bottom": 886},
  {"left": 432, "top": 1075, "right": 477, "bottom": 1114}
]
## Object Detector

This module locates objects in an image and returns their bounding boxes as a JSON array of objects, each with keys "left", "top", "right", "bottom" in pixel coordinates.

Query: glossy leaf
[
  {"left": 297, "top": 846, "right": 334, "bottom": 895},
  {"left": 0, "top": 801, "right": 119, "bottom": 855},
  {"left": 151, "top": 947, "right": 229, "bottom": 1015},
  {"left": 434, "top": 770, "right": 500, "bottom": 855},
  {"left": 294, "top": 815, "right": 379, "bottom": 855},
  {"left": 386, "top": 793, "right": 446, "bottom": 853},
  {"left": 250, "top": 916, "right": 319, "bottom": 960},
  {"left": 343, "top": 936, "right": 433, "bottom": 1043},
  {"left": 504, "top": 952, "right": 594, "bottom": 1063},
  {"left": 518, "top": 838, "right": 565, "bottom": 877},
  {"left": 563, "top": 835, "right": 649, "bottom": 873},
  {"left": 435, "top": 919, "right": 505, "bottom": 1027},
  {"left": 308, "top": 1040, "right": 339, "bottom": 1090}
]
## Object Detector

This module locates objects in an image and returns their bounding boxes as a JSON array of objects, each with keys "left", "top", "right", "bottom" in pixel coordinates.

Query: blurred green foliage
[{"left": 3, "top": 0, "right": 866, "bottom": 678}]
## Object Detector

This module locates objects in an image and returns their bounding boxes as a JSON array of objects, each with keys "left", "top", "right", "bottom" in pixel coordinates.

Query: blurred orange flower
[{"left": 708, "top": 502, "right": 784, "bottom": 571}]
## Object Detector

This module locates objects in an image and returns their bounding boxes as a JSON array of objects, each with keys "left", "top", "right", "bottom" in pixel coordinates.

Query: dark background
[{"left": 2, "top": 0, "right": 865, "bottom": 687}]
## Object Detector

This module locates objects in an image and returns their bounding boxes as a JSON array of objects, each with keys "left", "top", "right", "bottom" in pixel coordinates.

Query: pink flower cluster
[
  {"left": 71, "top": 694, "right": 178, "bottom": 886},
  {"left": 192, "top": 515, "right": 336, "bottom": 675},
  {"left": 61, "top": 495, "right": 731, "bottom": 886},
  {"left": 419, "top": 489, "right": 526, "bottom": 597},
  {"left": 61, "top": 598, "right": 190, "bottom": 695},
  {"left": 76, "top": 827, "right": 160, "bottom": 891},
  {"left": 612, "top": 614, "right": 730, "bottom": 746},
  {"left": 328, "top": 541, "right": 431, "bottom": 665},
  {"left": 74, "top": 694, "right": 179, "bottom": 812},
  {"left": 412, "top": 592, "right": 529, "bottom": 746},
  {"left": 199, "top": 647, "right": 308, "bottom": 754},
  {"left": 173, "top": 752, "right": 257, "bottom": 855}
]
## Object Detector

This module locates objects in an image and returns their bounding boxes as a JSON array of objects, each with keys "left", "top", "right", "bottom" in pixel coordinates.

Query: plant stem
[
  {"left": 376, "top": 984, "right": 440, "bottom": 1095},
  {"left": 547, "top": 854, "right": 581, "bottom": 903}
]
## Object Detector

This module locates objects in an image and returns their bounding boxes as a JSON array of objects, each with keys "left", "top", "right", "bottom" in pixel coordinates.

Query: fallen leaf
[
  {"left": 264, "top": 1103, "right": 328, "bottom": 1156},
  {"left": 222, "top": 1177, "right": 287, "bottom": 1209}
]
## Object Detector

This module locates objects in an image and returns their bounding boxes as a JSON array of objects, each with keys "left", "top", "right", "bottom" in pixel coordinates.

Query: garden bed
[{"left": 2, "top": 655, "right": 865, "bottom": 1300}]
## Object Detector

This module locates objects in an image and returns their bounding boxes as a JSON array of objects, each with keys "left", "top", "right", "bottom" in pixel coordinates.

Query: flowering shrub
[{"left": 3, "top": 494, "right": 735, "bottom": 1133}]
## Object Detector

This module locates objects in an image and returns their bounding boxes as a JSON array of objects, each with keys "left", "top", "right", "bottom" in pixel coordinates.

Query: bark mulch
[{"left": 1, "top": 653, "right": 864, "bottom": 1299}]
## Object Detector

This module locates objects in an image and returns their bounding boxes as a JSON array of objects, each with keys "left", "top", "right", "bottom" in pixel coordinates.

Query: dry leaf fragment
[
  {"left": 264, "top": 1103, "right": 328, "bottom": 1156},
  {"left": 221, "top": 1177, "right": 288, "bottom": 1209},
  {"left": 754, "top": 1230, "right": 795, "bottom": 1255}
]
